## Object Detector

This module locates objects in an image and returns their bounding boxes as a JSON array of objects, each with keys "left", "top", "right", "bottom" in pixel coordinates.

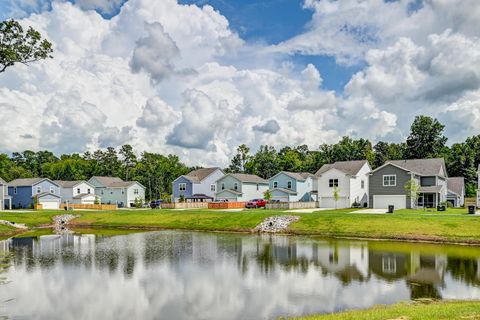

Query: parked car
[
  {"left": 246, "top": 199, "right": 267, "bottom": 208},
  {"left": 150, "top": 200, "right": 162, "bottom": 209}
]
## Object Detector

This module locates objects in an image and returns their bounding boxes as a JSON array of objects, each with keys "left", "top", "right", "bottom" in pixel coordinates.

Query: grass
[
  {"left": 289, "top": 300, "right": 480, "bottom": 320},
  {"left": 1, "top": 207, "right": 480, "bottom": 243}
]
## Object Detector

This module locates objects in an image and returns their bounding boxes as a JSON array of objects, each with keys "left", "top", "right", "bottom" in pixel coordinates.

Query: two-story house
[
  {"left": 8, "top": 178, "right": 61, "bottom": 209},
  {"left": 215, "top": 174, "right": 269, "bottom": 202},
  {"left": 55, "top": 180, "right": 98, "bottom": 205},
  {"left": 172, "top": 168, "right": 225, "bottom": 202},
  {"left": 88, "top": 176, "right": 145, "bottom": 208},
  {"left": 0, "top": 178, "right": 11, "bottom": 210},
  {"left": 369, "top": 158, "right": 448, "bottom": 209},
  {"left": 446, "top": 177, "right": 465, "bottom": 207},
  {"left": 268, "top": 172, "right": 317, "bottom": 202},
  {"left": 316, "top": 160, "right": 371, "bottom": 208}
]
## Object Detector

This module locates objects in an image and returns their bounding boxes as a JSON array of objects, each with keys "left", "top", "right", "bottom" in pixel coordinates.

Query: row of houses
[
  {"left": 0, "top": 176, "right": 145, "bottom": 210},
  {"left": 172, "top": 158, "right": 467, "bottom": 209}
]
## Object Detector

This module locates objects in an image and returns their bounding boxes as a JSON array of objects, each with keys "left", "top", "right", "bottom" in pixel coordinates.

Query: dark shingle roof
[
  {"left": 389, "top": 158, "right": 447, "bottom": 177},
  {"left": 8, "top": 178, "right": 44, "bottom": 187},
  {"left": 184, "top": 168, "right": 222, "bottom": 183},
  {"left": 229, "top": 174, "right": 268, "bottom": 184},
  {"left": 316, "top": 160, "right": 369, "bottom": 176},
  {"left": 447, "top": 177, "right": 464, "bottom": 196}
]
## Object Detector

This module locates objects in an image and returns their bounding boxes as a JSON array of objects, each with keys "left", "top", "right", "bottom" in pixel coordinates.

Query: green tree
[
  {"left": 246, "top": 145, "right": 279, "bottom": 179},
  {"left": 0, "top": 19, "right": 53, "bottom": 73},
  {"left": 228, "top": 144, "right": 251, "bottom": 173},
  {"left": 119, "top": 144, "right": 137, "bottom": 180},
  {"left": 263, "top": 189, "right": 272, "bottom": 201},
  {"left": 373, "top": 141, "right": 406, "bottom": 168},
  {"left": 405, "top": 116, "right": 447, "bottom": 159},
  {"left": 404, "top": 179, "right": 421, "bottom": 209}
]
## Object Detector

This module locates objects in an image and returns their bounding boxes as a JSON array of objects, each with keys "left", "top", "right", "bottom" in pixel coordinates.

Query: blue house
[
  {"left": 172, "top": 168, "right": 224, "bottom": 202},
  {"left": 268, "top": 172, "right": 317, "bottom": 202},
  {"left": 8, "top": 178, "right": 61, "bottom": 209}
]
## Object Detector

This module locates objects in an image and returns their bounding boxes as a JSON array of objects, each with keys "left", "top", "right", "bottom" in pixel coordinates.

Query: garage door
[
  {"left": 373, "top": 195, "right": 406, "bottom": 209},
  {"left": 320, "top": 197, "right": 349, "bottom": 209},
  {"left": 40, "top": 199, "right": 60, "bottom": 209}
]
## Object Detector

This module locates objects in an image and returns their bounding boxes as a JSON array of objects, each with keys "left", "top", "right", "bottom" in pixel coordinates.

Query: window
[
  {"left": 273, "top": 181, "right": 278, "bottom": 188},
  {"left": 329, "top": 179, "right": 339, "bottom": 188},
  {"left": 101, "top": 190, "right": 104, "bottom": 195},
  {"left": 36, "top": 186, "right": 41, "bottom": 194},
  {"left": 122, "top": 189, "right": 125, "bottom": 195},
  {"left": 383, "top": 175, "right": 396, "bottom": 187},
  {"left": 221, "top": 183, "right": 225, "bottom": 190},
  {"left": 134, "top": 189, "right": 139, "bottom": 195},
  {"left": 256, "top": 184, "right": 259, "bottom": 190},
  {"left": 234, "top": 183, "right": 238, "bottom": 190},
  {"left": 87, "top": 188, "right": 91, "bottom": 194},
  {"left": 179, "top": 183, "right": 186, "bottom": 191},
  {"left": 287, "top": 181, "right": 292, "bottom": 189},
  {"left": 361, "top": 180, "right": 365, "bottom": 189},
  {"left": 13, "top": 187, "right": 17, "bottom": 194},
  {"left": 382, "top": 256, "right": 396, "bottom": 274},
  {"left": 50, "top": 186, "right": 54, "bottom": 193},
  {"left": 77, "top": 188, "right": 81, "bottom": 194},
  {"left": 210, "top": 184, "right": 216, "bottom": 192}
]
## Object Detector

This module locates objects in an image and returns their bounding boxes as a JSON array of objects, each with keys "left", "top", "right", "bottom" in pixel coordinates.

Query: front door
[{"left": 419, "top": 193, "right": 436, "bottom": 208}]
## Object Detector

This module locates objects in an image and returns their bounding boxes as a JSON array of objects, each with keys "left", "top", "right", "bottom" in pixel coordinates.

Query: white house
[
  {"left": 88, "top": 176, "right": 146, "bottom": 208},
  {"left": 316, "top": 160, "right": 371, "bottom": 208},
  {"left": 215, "top": 174, "right": 269, "bottom": 202},
  {"left": 0, "top": 178, "right": 11, "bottom": 210},
  {"left": 55, "top": 180, "right": 98, "bottom": 205},
  {"left": 172, "top": 167, "right": 225, "bottom": 202}
]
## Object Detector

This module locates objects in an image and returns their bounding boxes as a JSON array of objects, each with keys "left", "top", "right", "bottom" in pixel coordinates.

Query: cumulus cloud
[
  {"left": 130, "top": 22, "right": 181, "bottom": 82},
  {"left": 252, "top": 120, "right": 280, "bottom": 134}
]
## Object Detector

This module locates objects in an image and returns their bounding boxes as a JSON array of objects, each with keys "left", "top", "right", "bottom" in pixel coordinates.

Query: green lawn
[
  {"left": 1, "top": 208, "right": 480, "bottom": 243},
  {"left": 290, "top": 300, "right": 480, "bottom": 320}
]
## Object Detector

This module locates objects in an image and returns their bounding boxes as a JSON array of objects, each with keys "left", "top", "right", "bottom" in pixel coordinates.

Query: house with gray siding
[
  {"left": 369, "top": 158, "right": 448, "bottom": 209},
  {"left": 8, "top": 178, "right": 61, "bottom": 209},
  {"left": 447, "top": 177, "right": 464, "bottom": 207},
  {"left": 0, "top": 178, "right": 11, "bottom": 210},
  {"left": 215, "top": 174, "right": 269, "bottom": 202},
  {"left": 268, "top": 172, "right": 317, "bottom": 202},
  {"left": 55, "top": 180, "right": 98, "bottom": 205},
  {"left": 88, "top": 176, "right": 145, "bottom": 208},
  {"left": 172, "top": 168, "right": 224, "bottom": 202}
]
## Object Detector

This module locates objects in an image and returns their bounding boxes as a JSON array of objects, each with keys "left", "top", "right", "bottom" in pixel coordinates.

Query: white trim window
[
  {"left": 36, "top": 186, "right": 42, "bottom": 194},
  {"left": 50, "top": 186, "right": 55, "bottom": 193},
  {"left": 134, "top": 189, "right": 139, "bottom": 195},
  {"left": 77, "top": 188, "right": 81, "bottom": 194},
  {"left": 14, "top": 187, "right": 17, "bottom": 194},
  {"left": 287, "top": 181, "right": 292, "bottom": 189},
  {"left": 234, "top": 183, "right": 238, "bottom": 191},
  {"left": 329, "top": 179, "right": 339, "bottom": 188},
  {"left": 382, "top": 256, "right": 397, "bottom": 274},
  {"left": 179, "top": 183, "right": 186, "bottom": 191},
  {"left": 383, "top": 175, "right": 396, "bottom": 187},
  {"left": 87, "top": 188, "right": 91, "bottom": 194},
  {"left": 210, "top": 184, "right": 216, "bottom": 192},
  {"left": 273, "top": 181, "right": 278, "bottom": 188},
  {"left": 361, "top": 180, "right": 365, "bottom": 189},
  {"left": 221, "top": 183, "right": 225, "bottom": 190}
]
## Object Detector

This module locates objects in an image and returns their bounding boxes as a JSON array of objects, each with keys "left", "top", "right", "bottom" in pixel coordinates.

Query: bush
[{"left": 134, "top": 197, "right": 143, "bottom": 208}]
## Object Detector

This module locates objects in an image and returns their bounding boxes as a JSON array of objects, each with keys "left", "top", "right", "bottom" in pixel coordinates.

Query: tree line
[{"left": 0, "top": 116, "right": 479, "bottom": 199}]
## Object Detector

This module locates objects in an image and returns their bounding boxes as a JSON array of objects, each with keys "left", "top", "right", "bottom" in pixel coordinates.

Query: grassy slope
[
  {"left": 0, "top": 208, "right": 480, "bottom": 243},
  {"left": 290, "top": 300, "right": 480, "bottom": 320}
]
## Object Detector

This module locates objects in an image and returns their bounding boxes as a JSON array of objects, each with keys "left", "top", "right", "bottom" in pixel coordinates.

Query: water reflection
[{"left": 1, "top": 231, "right": 480, "bottom": 320}]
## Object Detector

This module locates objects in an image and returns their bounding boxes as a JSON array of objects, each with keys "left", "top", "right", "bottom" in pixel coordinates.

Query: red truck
[{"left": 245, "top": 199, "right": 267, "bottom": 209}]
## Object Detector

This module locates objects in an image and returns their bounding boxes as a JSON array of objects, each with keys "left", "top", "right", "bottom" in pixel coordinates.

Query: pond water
[{"left": 1, "top": 230, "right": 480, "bottom": 319}]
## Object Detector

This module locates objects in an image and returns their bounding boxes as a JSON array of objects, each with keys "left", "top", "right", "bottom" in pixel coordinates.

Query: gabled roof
[
  {"left": 32, "top": 192, "right": 61, "bottom": 199},
  {"left": 183, "top": 167, "right": 223, "bottom": 183},
  {"left": 316, "top": 160, "right": 369, "bottom": 176},
  {"left": 9, "top": 178, "right": 59, "bottom": 187},
  {"left": 270, "top": 171, "right": 315, "bottom": 182},
  {"left": 216, "top": 188, "right": 243, "bottom": 195},
  {"left": 54, "top": 180, "right": 91, "bottom": 188},
  {"left": 419, "top": 185, "right": 443, "bottom": 193},
  {"left": 73, "top": 193, "right": 97, "bottom": 199},
  {"left": 90, "top": 176, "right": 123, "bottom": 187},
  {"left": 388, "top": 158, "right": 447, "bottom": 177},
  {"left": 0, "top": 177, "right": 7, "bottom": 185},
  {"left": 227, "top": 173, "right": 268, "bottom": 184},
  {"left": 271, "top": 187, "right": 297, "bottom": 195},
  {"left": 447, "top": 177, "right": 465, "bottom": 196}
]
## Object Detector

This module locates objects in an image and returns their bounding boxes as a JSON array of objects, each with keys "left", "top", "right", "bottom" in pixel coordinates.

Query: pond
[{"left": 1, "top": 230, "right": 480, "bottom": 319}]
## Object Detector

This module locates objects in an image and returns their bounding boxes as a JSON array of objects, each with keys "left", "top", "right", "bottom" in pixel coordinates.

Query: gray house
[
  {"left": 369, "top": 158, "right": 448, "bottom": 209},
  {"left": 446, "top": 177, "right": 465, "bottom": 207}
]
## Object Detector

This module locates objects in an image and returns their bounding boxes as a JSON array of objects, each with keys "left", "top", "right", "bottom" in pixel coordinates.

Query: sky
[{"left": 0, "top": 0, "right": 480, "bottom": 166}]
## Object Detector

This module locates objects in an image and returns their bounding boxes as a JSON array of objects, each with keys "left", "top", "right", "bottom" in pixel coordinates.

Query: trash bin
[
  {"left": 468, "top": 205, "right": 476, "bottom": 215},
  {"left": 388, "top": 205, "right": 394, "bottom": 213},
  {"left": 437, "top": 205, "right": 446, "bottom": 212}
]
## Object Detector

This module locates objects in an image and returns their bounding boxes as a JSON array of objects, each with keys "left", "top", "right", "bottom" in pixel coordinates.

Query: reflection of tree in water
[
  {"left": 0, "top": 251, "right": 12, "bottom": 285},
  {"left": 446, "top": 257, "right": 480, "bottom": 286},
  {"left": 408, "top": 282, "right": 442, "bottom": 299},
  {"left": 256, "top": 243, "right": 275, "bottom": 274}
]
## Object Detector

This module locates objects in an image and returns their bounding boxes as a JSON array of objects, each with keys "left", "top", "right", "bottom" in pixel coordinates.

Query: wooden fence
[
  {"left": 160, "top": 202, "right": 209, "bottom": 209},
  {"left": 266, "top": 202, "right": 318, "bottom": 210},
  {"left": 208, "top": 202, "right": 245, "bottom": 209},
  {"left": 61, "top": 204, "right": 117, "bottom": 211}
]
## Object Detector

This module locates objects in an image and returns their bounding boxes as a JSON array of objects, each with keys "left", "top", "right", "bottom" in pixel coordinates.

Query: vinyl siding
[
  {"left": 126, "top": 183, "right": 146, "bottom": 206},
  {"left": 240, "top": 183, "right": 269, "bottom": 201},
  {"left": 349, "top": 163, "right": 370, "bottom": 206},
  {"left": 60, "top": 182, "right": 95, "bottom": 202},
  {"left": 191, "top": 169, "right": 225, "bottom": 198},
  {"left": 173, "top": 176, "right": 193, "bottom": 201},
  {"left": 369, "top": 164, "right": 412, "bottom": 209}
]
